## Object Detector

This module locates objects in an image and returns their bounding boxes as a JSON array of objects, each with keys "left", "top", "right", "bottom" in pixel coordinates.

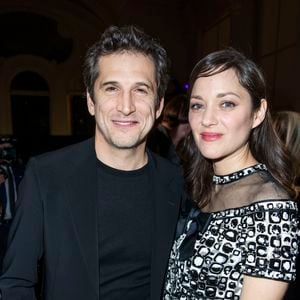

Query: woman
[{"left": 164, "top": 49, "right": 299, "bottom": 300}]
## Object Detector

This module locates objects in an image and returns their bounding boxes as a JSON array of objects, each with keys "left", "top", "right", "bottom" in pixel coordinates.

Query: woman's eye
[
  {"left": 190, "top": 103, "right": 203, "bottom": 110},
  {"left": 221, "top": 101, "right": 236, "bottom": 108}
]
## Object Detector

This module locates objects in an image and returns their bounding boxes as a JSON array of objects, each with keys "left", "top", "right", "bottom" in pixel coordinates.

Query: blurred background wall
[{"left": 0, "top": 0, "right": 299, "bottom": 157}]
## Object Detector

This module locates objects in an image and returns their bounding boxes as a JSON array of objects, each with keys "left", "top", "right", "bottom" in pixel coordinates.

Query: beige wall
[
  {"left": 195, "top": 0, "right": 300, "bottom": 112},
  {"left": 259, "top": 0, "right": 300, "bottom": 111}
]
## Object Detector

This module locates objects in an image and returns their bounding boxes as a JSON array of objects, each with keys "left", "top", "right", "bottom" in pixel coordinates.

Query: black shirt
[{"left": 97, "top": 158, "right": 153, "bottom": 299}]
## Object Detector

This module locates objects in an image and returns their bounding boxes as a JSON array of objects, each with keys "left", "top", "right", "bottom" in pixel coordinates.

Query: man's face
[{"left": 87, "top": 51, "right": 164, "bottom": 153}]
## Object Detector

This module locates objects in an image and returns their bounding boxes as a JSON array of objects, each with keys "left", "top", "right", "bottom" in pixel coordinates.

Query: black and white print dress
[{"left": 164, "top": 164, "right": 299, "bottom": 300}]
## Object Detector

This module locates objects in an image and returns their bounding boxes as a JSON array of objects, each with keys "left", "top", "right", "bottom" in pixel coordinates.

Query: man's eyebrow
[
  {"left": 100, "top": 81, "right": 119, "bottom": 87},
  {"left": 135, "top": 82, "right": 154, "bottom": 89},
  {"left": 99, "top": 81, "right": 154, "bottom": 89}
]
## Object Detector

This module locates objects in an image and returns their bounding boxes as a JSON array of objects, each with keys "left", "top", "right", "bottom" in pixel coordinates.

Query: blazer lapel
[
  {"left": 150, "top": 161, "right": 182, "bottom": 300},
  {"left": 64, "top": 142, "right": 99, "bottom": 297}
]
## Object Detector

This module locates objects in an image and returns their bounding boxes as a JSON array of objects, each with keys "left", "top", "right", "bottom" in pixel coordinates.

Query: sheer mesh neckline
[{"left": 213, "top": 163, "right": 267, "bottom": 185}]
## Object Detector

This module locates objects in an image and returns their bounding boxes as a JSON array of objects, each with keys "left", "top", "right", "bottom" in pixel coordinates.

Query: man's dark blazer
[{"left": 0, "top": 138, "right": 183, "bottom": 300}]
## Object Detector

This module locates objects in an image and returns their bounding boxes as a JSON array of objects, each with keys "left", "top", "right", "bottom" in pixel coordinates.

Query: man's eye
[
  {"left": 136, "top": 88, "right": 147, "bottom": 94},
  {"left": 105, "top": 86, "right": 117, "bottom": 92}
]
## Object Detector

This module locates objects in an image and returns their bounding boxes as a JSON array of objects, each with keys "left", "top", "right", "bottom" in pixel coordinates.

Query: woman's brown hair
[{"left": 181, "top": 48, "right": 298, "bottom": 208}]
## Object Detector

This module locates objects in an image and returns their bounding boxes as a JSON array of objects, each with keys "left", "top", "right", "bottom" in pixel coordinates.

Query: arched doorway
[{"left": 10, "top": 71, "right": 50, "bottom": 137}]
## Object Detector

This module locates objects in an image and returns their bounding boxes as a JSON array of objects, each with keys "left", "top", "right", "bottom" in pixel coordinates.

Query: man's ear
[
  {"left": 155, "top": 98, "right": 164, "bottom": 119},
  {"left": 252, "top": 98, "right": 267, "bottom": 129},
  {"left": 86, "top": 92, "right": 95, "bottom": 116}
]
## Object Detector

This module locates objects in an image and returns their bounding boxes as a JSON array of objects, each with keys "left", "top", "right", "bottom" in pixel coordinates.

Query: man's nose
[{"left": 116, "top": 92, "right": 136, "bottom": 115}]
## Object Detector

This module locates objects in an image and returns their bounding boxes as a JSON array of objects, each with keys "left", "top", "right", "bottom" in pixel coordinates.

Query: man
[{"left": 0, "top": 25, "right": 184, "bottom": 299}]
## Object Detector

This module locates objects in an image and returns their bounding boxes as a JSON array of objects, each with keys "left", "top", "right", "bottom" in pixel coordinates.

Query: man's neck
[{"left": 94, "top": 141, "right": 148, "bottom": 171}]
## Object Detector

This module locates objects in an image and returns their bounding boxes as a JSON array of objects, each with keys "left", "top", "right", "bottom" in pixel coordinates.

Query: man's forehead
[
  {"left": 96, "top": 52, "right": 157, "bottom": 86},
  {"left": 98, "top": 51, "right": 155, "bottom": 68}
]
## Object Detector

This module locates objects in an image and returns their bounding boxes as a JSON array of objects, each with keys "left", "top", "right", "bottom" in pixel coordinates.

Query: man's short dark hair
[{"left": 83, "top": 25, "right": 169, "bottom": 105}]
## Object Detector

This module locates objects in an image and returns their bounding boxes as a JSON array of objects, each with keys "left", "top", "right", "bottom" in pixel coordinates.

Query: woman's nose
[{"left": 201, "top": 107, "right": 218, "bottom": 127}]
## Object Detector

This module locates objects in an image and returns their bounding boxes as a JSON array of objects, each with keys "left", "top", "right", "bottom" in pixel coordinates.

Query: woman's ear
[{"left": 252, "top": 99, "right": 267, "bottom": 129}]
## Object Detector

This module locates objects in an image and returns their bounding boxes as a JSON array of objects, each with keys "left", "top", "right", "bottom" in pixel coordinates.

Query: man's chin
[{"left": 111, "top": 139, "right": 144, "bottom": 150}]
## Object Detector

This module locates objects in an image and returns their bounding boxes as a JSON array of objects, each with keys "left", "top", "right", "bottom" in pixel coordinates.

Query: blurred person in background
[
  {"left": 148, "top": 94, "right": 190, "bottom": 164},
  {"left": 272, "top": 110, "right": 300, "bottom": 300},
  {"left": 272, "top": 111, "right": 300, "bottom": 186},
  {"left": 0, "top": 137, "right": 23, "bottom": 270},
  {"left": 162, "top": 94, "right": 191, "bottom": 148}
]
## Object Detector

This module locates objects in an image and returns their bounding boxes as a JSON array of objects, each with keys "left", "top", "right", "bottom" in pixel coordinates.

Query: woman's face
[{"left": 189, "top": 68, "right": 265, "bottom": 171}]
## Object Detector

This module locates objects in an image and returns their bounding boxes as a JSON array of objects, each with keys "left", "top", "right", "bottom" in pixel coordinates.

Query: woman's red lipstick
[{"left": 200, "top": 132, "right": 223, "bottom": 141}]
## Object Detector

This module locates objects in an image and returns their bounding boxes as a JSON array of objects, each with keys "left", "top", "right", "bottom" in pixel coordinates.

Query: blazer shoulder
[
  {"left": 148, "top": 150, "right": 183, "bottom": 183},
  {"left": 28, "top": 138, "right": 94, "bottom": 173}
]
